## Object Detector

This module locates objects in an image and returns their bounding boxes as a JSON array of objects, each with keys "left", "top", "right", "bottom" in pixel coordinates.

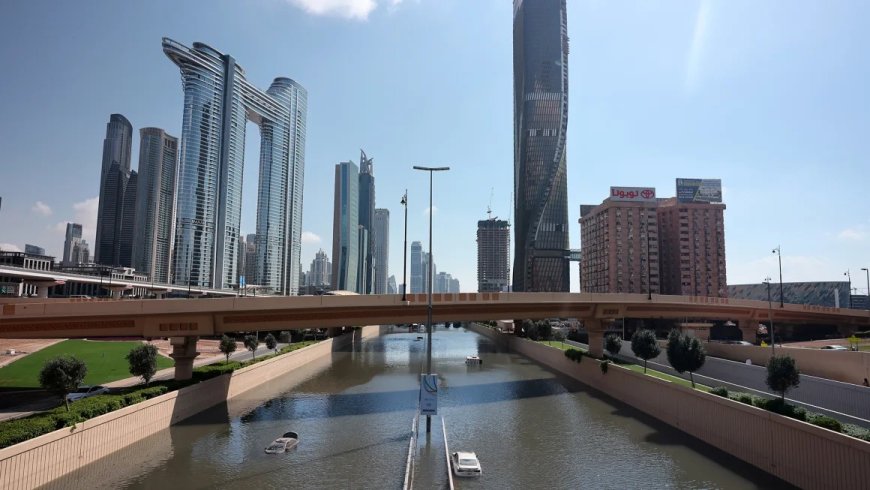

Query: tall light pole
[
  {"left": 401, "top": 190, "right": 408, "bottom": 302},
  {"left": 844, "top": 270, "right": 852, "bottom": 309},
  {"left": 764, "top": 276, "right": 775, "bottom": 356},
  {"left": 772, "top": 246, "right": 784, "bottom": 307},
  {"left": 413, "top": 165, "right": 449, "bottom": 434},
  {"left": 862, "top": 268, "right": 870, "bottom": 309}
]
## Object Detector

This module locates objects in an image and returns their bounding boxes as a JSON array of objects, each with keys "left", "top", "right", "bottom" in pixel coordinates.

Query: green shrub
[
  {"left": 600, "top": 360, "right": 609, "bottom": 374},
  {"left": 760, "top": 398, "right": 807, "bottom": 421},
  {"left": 807, "top": 414, "right": 843, "bottom": 432},
  {"left": 737, "top": 393, "right": 755, "bottom": 405},
  {"left": 843, "top": 424, "right": 870, "bottom": 442},
  {"left": 53, "top": 412, "right": 83, "bottom": 429},
  {"left": 564, "top": 348, "right": 583, "bottom": 363},
  {"left": 710, "top": 386, "right": 729, "bottom": 397},
  {"left": 0, "top": 416, "right": 58, "bottom": 448}
]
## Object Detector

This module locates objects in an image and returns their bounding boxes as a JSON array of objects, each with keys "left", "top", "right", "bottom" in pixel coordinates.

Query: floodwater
[{"left": 51, "top": 327, "right": 789, "bottom": 489}]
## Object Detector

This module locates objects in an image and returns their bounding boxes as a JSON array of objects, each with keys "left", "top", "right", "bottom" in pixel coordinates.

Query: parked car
[
  {"left": 820, "top": 345, "right": 848, "bottom": 351},
  {"left": 66, "top": 385, "right": 108, "bottom": 402}
]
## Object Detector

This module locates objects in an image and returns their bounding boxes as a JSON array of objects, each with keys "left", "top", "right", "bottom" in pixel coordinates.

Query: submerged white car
[{"left": 451, "top": 451, "right": 482, "bottom": 477}]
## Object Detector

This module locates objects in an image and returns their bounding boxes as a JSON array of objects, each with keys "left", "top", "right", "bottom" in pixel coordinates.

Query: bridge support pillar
[
  {"left": 327, "top": 327, "right": 343, "bottom": 338},
  {"left": 169, "top": 336, "right": 199, "bottom": 380},
  {"left": 738, "top": 319, "right": 758, "bottom": 344},
  {"left": 585, "top": 319, "right": 606, "bottom": 358},
  {"left": 27, "top": 280, "right": 61, "bottom": 299}
]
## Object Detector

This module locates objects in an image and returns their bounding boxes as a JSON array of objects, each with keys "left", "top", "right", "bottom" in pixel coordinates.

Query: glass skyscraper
[
  {"left": 95, "top": 113, "right": 135, "bottom": 268},
  {"left": 358, "top": 150, "right": 375, "bottom": 294},
  {"left": 163, "top": 39, "right": 307, "bottom": 294},
  {"left": 373, "top": 208, "right": 389, "bottom": 294},
  {"left": 512, "top": 0, "right": 571, "bottom": 292},
  {"left": 331, "top": 161, "right": 359, "bottom": 292},
  {"left": 132, "top": 128, "right": 178, "bottom": 283}
]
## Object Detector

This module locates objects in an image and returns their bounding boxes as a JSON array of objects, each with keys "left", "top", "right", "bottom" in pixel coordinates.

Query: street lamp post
[
  {"left": 764, "top": 276, "right": 776, "bottom": 356},
  {"left": 401, "top": 190, "right": 408, "bottom": 302},
  {"left": 862, "top": 268, "right": 870, "bottom": 309},
  {"left": 413, "top": 165, "right": 449, "bottom": 434},
  {"left": 844, "top": 270, "right": 852, "bottom": 309},
  {"left": 772, "top": 246, "right": 784, "bottom": 307}
]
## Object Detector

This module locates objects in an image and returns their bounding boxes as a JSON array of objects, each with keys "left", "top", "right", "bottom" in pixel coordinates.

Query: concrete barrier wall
[
  {"left": 705, "top": 342, "right": 870, "bottom": 386},
  {"left": 0, "top": 325, "right": 382, "bottom": 490},
  {"left": 467, "top": 324, "right": 870, "bottom": 490}
]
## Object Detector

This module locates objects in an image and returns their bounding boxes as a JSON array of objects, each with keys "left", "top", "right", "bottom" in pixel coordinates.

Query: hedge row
[
  {"left": 709, "top": 386, "right": 870, "bottom": 442},
  {"left": 0, "top": 339, "right": 321, "bottom": 449},
  {"left": 0, "top": 385, "right": 170, "bottom": 449}
]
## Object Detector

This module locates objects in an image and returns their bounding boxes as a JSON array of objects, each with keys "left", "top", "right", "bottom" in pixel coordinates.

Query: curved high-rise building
[
  {"left": 163, "top": 38, "right": 307, "bottom": 294},
  {"left": 512, "top": 0, "right": 570, "bottom": 292}
]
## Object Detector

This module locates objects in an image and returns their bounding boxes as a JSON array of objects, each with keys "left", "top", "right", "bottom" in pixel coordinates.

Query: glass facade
[
  {"left": 133, "top": 128, "right": 178, "bottom": 283},
  {"left": 331, "top": 161, "right": 359, "bottom": 291},
  {"left": 163, "top": 39, "right": 307, "bottom": 294},
  {"left": 373, "top": 208, "right": 389, "bottom": 294},
  {"left": 512, "top": 0, "right": 570, "bottom": 292},
  {"left": 95, "top": 114, "right": 134, "bottom": 267},
  {"left": 358, "top": 150, "right": 375, "bottom": 294}
]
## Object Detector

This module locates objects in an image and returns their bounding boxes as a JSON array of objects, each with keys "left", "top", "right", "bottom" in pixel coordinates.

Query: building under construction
[{"left": 477, "top": 218, "right": 510, "bottom": 292}]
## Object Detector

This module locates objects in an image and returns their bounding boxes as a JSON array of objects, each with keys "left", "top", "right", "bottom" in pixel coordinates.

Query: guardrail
[
  {"left": 402, "top": 413, "right": 419, "bottom": 490},
  {"left": 442, "top": 416, "right": 455, "bottom": 490}
]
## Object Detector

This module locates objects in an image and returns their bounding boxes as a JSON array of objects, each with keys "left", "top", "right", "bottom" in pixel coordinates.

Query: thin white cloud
[
  {"left": 837, "top": 225, "right": 868, "bottom": 242},
  {"left": 52, "top": 197, "right": 99, "bottom": 246},
  {"left": 685, "top": 0, "right": 711, "bottom": 93},
  {"left": 728, "top": 253, "right": 834, "bottom": 285},
  {"left": 0, "top": 243, "right": 22, "bottom": 252},
  {"left": 32, "top": 201, "right": 52, "bottom": 217},
  {"left": 285, "top": 0, "right": 379, "bottom": 20},
  {"left": 423, "top": 206, "right": 438, "bottom": 217},
  {"left": 301, "top": 231, "right": 322, "bottom": 244}
]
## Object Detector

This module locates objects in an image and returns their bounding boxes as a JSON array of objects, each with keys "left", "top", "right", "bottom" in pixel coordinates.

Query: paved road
[
  {"left": 0, "top": 343, "right": 286, "bottom": 422},
  {"left": 567, "top": 339, "right": 870, "bottom": 428}
]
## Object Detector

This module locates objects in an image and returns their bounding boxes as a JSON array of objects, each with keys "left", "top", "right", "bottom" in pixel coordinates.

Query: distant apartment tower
[
  {"left": 513, "top": 0, "right": 571, "bottom": 293},
  {"left": 163, "top": 39, "right": 307, "bottom": 293},
  {"left": 358, "top": 150, "right": 375, "bottom": 294},
  {"left": 244, "top": 233, "right": 258, "bottom": 285},
  {"left": 24, "top": 244, "right": 45, "bottom": 256},
  {"left": 63, "top": 223, "right": 89, "bottom": 266},
  {"left": 449, "top": 277, "right": 460, "bottom": 293},
  {"left": 236, "top": 235, "right": 246, "bottom": 286},
  {"left": 332, "top": 161, "right": 360, "bottom": 292},
  {"left": 423, "top": 252, "right": 435, "bottom": 294},
  {"left": 309, "top": 248, "right": 331, "bottom": 286},
  {"left": 387, "top": 275, "right": 397, "bottom": 294},
  {"left": 657, "top": 197, "right": 727, "bottom": 297},
  {"left": 95, "top": 114, "right": 136, "bottom": 268},
  {"left": 132, "top": 128, "right": 178, "bottom": 283},
  {"left": 373, "top": 208, "right": 389, "bottom": 294},
  {"left": 477, "top": 218, "right": 510, "bottom": 292},
  {"left": 580, "top": 187, "right": 660, "bottom": 294},
  {"left": 410, "top": 241, "right": 423, "bottom": 293}
]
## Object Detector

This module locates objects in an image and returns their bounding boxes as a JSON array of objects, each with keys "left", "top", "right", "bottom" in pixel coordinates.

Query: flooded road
[{"left": 54, "top": 327, "right": 788, "bottom": 489}]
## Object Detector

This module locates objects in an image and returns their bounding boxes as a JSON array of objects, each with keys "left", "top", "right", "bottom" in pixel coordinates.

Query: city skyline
[{"left": 1, "top": 1, "right": 869, "bottom": 293}]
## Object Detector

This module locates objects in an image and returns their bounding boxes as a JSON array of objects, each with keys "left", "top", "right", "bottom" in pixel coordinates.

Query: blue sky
[{"left": 0, "top": 0, "right": 868, "bottom": 293}]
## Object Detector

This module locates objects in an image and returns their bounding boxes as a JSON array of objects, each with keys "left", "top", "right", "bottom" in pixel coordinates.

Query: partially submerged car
[{"left": 451, "top": 451, "right": 482, "bottom": 477}]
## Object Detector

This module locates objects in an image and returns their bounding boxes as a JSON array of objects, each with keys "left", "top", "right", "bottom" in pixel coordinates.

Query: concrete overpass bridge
[{"left": 2, "top": 292, "right": 868, "bottom": 378}]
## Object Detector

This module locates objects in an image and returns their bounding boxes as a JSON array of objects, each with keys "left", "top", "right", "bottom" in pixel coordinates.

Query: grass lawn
[
  {"left": 0, "top": 340, "right": 174, "bottom": 388},
  {"left": 616, "top": 363, "right": 710, "bottom": 392},
  {"left": 534, "top": 340, "right": 709, "bottom": 392},
  {"left": 536, "top": 340, "right": 576, "bottom": 351}
]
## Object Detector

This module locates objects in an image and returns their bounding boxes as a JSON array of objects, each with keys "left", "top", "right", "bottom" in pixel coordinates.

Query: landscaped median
[
  {"left": 469, "top": 323, "right": 870, "bottom": 490},
  {"left": 0, "top": 340, "right": 318, "bottom": 449}
]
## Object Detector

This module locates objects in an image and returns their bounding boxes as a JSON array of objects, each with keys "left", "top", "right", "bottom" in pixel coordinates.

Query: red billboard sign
[{"left": 609, "top": 186, "right": 656, "bottom": 202}]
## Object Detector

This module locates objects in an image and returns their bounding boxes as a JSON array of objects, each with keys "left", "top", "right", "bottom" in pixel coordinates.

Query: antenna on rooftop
[{"left": 487, "top": 187, "right": 494, "bottom": 219}]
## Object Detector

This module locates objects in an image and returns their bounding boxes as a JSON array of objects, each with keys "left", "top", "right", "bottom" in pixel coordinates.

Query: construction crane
[{"left": 487, "top": 187, "right": 495, "bottom": 220}]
